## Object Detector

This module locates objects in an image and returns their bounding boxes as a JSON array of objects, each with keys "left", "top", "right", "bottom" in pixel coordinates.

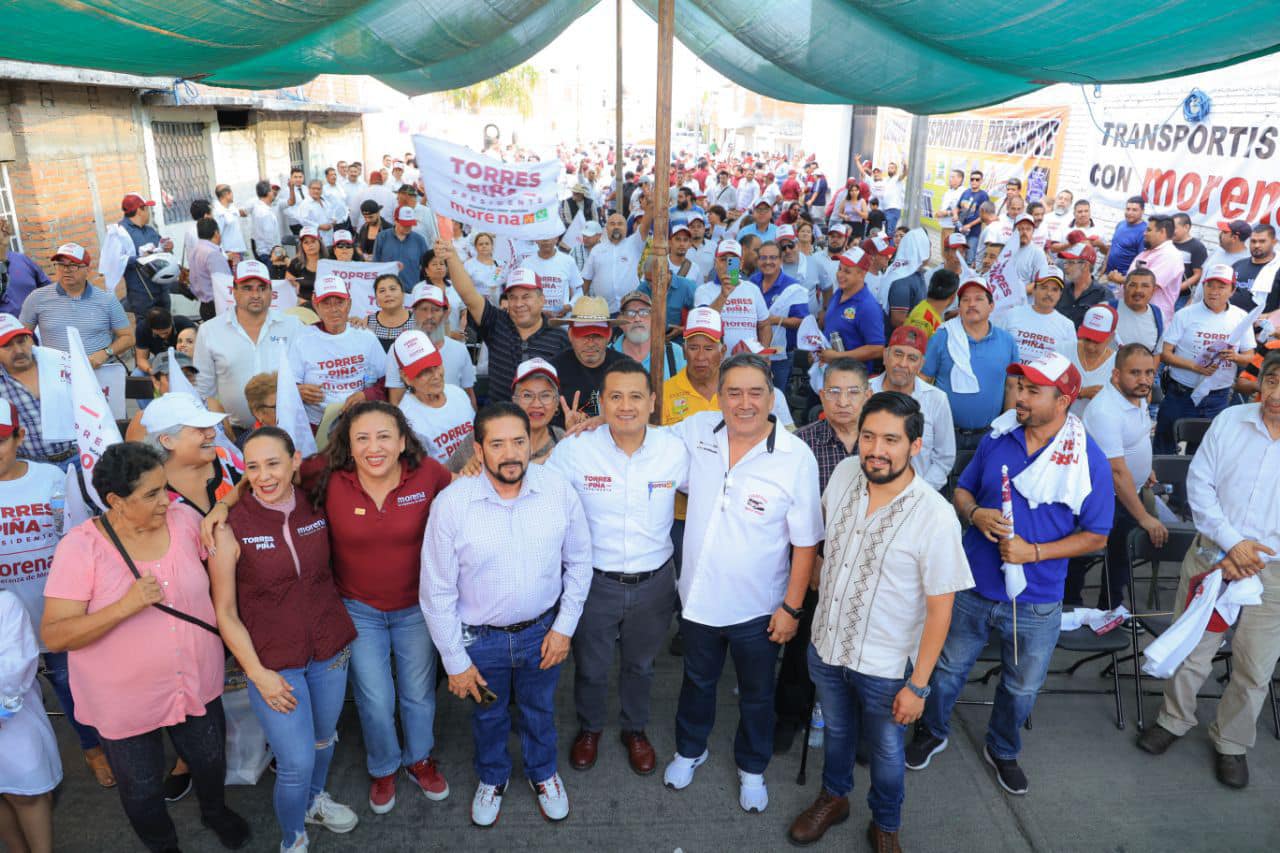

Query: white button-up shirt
[
  {"left": 249, "top": 200, "right": 280, "bottom": 255},
  {"left": 868, "top": 375, "right": 956, "bottom": 491},
  {"left": 293, "top": 198, "right": 335, "bottom": 247},
  {"left": 581, "top": 232, "right": 644, "bottom": 314},
  {"left": 420, "top": 464, "right": 594, "bottom": 675},
  {"left": 547, "top": 426, "right": 690, "bottom": 573},
  {"left": 1082, "top": 382, "right": 1152, "bottom": 495},
  {"left": 813, "top": 461, "right": 972, "bottom": 677},
  {"left": 1187, "top": 403, "right": 1280, "bottom": 557},
  {"left": 671, "top": 411, "right": 824, "bottom": 627},
  {"left": 192, "top": 309, "right": 302, "bottom": 427}
]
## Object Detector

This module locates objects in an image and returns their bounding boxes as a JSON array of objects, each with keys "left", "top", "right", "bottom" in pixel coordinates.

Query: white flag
[
  {"left": 97, "top": 223, "right": 132, "bottom": 293},
  {"left": 1000, "top": 465, "right": 1027, "bottom": 600},
  {"left": 563, "top": 210, "right": 586, "bottom": 249},
  {"left": 63, "top": 327, "right": 122, "bottom": 526},
  {"left": 795, "top": 314, "right": 830, "bottom": 352},
  {"left": 276, "top": 352, "right": 318, "bottom": 458}
]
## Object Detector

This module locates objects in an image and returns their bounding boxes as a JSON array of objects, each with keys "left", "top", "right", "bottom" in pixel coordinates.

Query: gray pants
[
  {"left": 1156, "top": 535, "right": 1280, "bottom": 754},
  {"left": 572, "top": 561, "right": 677, "bottom": 732}
]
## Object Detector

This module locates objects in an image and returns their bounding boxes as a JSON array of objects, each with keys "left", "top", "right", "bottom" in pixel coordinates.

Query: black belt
[
  {"left": 477, "top": 603, "right": 558, "bottom": 634},
  {"left": 44, "top": 447, "right": 76, "bottom": 463},
  {"left": 956, "top": 426, "right": 991, "bottom": 436},
  {"left": 593, "top": 562, "right": 669, "bottom": 585}
]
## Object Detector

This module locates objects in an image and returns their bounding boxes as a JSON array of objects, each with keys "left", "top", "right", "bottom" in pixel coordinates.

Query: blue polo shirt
[
  {"left": 922, "top": 323, "right": 1019, "bottom": 429},
  {"left": 638, "top": 273, "right": 698, "bottom": 327},
  {"left": 1104, "top": 220, "right": 1146, "bottom": 274},
  {"left": 0, "top": 252, "right": 51, "bottom": 317},
  {"left": 372, "top": 228, "right": 429, "bottom": 289},
  {"left": 957, "top": 427, "right": 1114, "bottom": 604},
  {"left": 19, "top": 282, "right": 130, "bottom": 354},
  {"left": 751, "top": 270, "right": 808, "bottom": 350},
  {"left": 823, "top": 285, "right": 885, "bottom": 367},
  {"left": 737, "top": 222, "right": 778, "bottom": 244}
]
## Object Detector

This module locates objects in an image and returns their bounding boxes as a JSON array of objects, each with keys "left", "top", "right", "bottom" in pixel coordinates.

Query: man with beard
[
  {"left": 1230, "top": 223, "right": 1280, "bottom": 311},
  {"left": 1065, "top": 344, "right": 1162, "bottom": 608},
  {"left": 907, "top": 353, "right": 1112, "bottom": 796},
  {"left": 870, "top": 326, "right": 955, "bottom": 490},
  {"left": 0, "top": 315, "right": 76, "bottom": 467},
  {"left": 1043, "top": 189, "right": 1076, "bottom": 248},
  {"left": 421, "top": 403, "right": 592, "bottom": 826},
  {"left": 583, "top": 211, "right": 647, "bottom": 315},
  {"left": 668, "top": 185, "right": 704, "bottom": 223},
  {"left": 1054, "top": 242, "right": 1112, "bottom": 329},
  {"left": 612, "top": 291, "right": 683, "bottom": 379},
  {"left": 985, "top": 214, "right": 1042, "bottom": 322},
  {"left": 1101, "top": 196, "right": 1147, "bottom": 280},
  {"left": 787, "top": 392, "right": 971, "bottom": 849},
  {"left": 384, "top": 283, "right": 478, "bottom": 409},
  {"left": 550, "top": 360, "right": 690, "bottom": 777}
]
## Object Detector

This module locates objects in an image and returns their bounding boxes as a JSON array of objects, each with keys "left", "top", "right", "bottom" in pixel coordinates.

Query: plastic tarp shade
[{"left": 6, "top": 0, "right": 1280, "bottom": 112}]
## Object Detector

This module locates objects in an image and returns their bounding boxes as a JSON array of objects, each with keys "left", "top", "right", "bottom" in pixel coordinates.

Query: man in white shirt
[
  {"left": 667, "top": 221, "right": 702, "bottom": 284},
  {"left": 385, "top": 284, "right": 477, "bottom": 409},
  {"left": 520, "top": 238, "right": 583, "bottom": 318},
  {"left": 1113, "top": 267, "right": 1164, "bottom": 354},
  {"left": 249, "top": 180, "right": 281, "bottom": 265},
  {"left": 686, "top": 212, "right": 717, "bottom": 285},
  {"left": 786, "top": 392, "right": 971, "bottom": 848},
  {"left": 1136, "top": 352, "right": 1280, "bottom": 790},
  {"left": 869, "top": 326, "right": 956, "bottom": 490},
  {"left": 294, "top": 180, "right": 336, "bottom": 248},
  {"left": 662, "top": 352, "right": 823, "bottom": 814},
  {"left": 996, "top": 266, "right": 1076, "bottom": 363},
  {"left": 213, "top": 184, "right": 249, "bottom": 262},
  {"left": 582, "top": 212, "right": 645, "bottom": 314},
  {"left": 1067, "top": 343, "right": 1162, "bottom": 608},
  {"left": 420, "top": 403, "right": 593, "bottom": 826},
  {"left": 1155, "top": 264, "right": 1256, "bottom": 453},
  {"left": 193, "top": 260, "right": 302, "bottom": 428},
  {"left": 735, "top": 171, "right": 761, "bottom": 212},
  {"left": 709, "top": 168, "right": 738, "bottom": 213},
  {"left": 937, "top": 169, "right": 965, "bottom": 242},
  {"left": 342, "top": 162, "right": 368, "bottom": 225},
  {"left": 286, "top": 273, "right": 387, "bottom": 424},
  {"left": 1043, "top": 189, "right": 1076, "bottom": 247},
  {"left": 695, "top": 244, "right": 771, "bottom": 353},
  {"left": 281, "top": 169, "right": 307, "bottom": 236},
  {"left": 548, "top": 360, "right": 689, "bottom": 777}
]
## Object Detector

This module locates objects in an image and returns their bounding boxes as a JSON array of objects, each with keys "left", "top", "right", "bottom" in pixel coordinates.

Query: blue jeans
[
  {"left": 343, "top": 599, "right": 438, "bottom": 777},
  {"left": 464, "top": 609, "right": 561, "bottom": 786},
  {"left": 808, "top": 646, "right": 906, "bottom": 832},
  {"left": 1154, "top": 383, "right": 1229, "bottom": 454},
  {"left": 42, "top": 651, "right": 101, "bottom": 750},
  {"left": 964, "top": 229, "right": 981, "bottom": 267},
  {"left": 770, "top": 357, "right": 793, "bottom": 393},
  {"left": 922, "top": 589, "right": 1061, "bottom": 760},
  {"left": 247, "top": 649, "right": 352, "bottom": 848},
  {"left": 884, "top": 208, "right": 902, "bottom": 237},
  {"left": 674, "top": 614, "right": 777, "bottom": 774}
]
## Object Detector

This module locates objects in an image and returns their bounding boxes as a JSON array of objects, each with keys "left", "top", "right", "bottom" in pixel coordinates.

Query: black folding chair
[
  {"left": 1149, "top": 454, "right": 1193, "bottom": 525},
  {"left": 1172, "top": 417, "right": 1212, "bottom": 455},
  {"left": 125, "top": 376, "right": 155, "bottom": 400}
]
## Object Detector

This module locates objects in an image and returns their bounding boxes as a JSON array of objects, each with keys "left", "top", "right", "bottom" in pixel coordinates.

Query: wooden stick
[
  {"left": 648, "top": 0, "right": 674, "bottom": 418},
  {"left": 614, "top": 0, "right": 624, "bottom": 216}
]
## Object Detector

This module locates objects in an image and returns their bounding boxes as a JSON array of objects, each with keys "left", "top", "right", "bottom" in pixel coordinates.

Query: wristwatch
[
  {"left": 905, "top": 681, "right": 931, "bottom": 699},
  {"left": 780, "top": 602, "right": 804, "bottom": 620}
]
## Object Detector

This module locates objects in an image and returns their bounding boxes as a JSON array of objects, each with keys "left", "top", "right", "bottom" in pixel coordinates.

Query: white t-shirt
[
  {"left": 464, "top": 258, "right": 506, "bottom": 305},
  {"left": 879, "top": 175, "right": 905, "bottom": 210},
  {"left": 693, "top": 281, "right": 769, "bottom": 353},
  {"left": 938, "top": 187, "right": 964, "bottom": 228},
  {"left": 0, "top": 462, "right": 63, "bottom": 640},
  {"left": 1114, "top": 302, "right": 1162, "bottom": 352},
  {"left": 386, "top": 335, "right": 475, "bottom": 391},
  {"left": 581, "top": 233, "right": 644, "bottom": 313},
  {"left": 520, "top": 251, "right": 584, "bottom": 314},
  {"left": 1068, "top": 346, "right": 1116, "bottom": 418},
  {"left": 399, "top": 385, "right": 475, "bottom": 464},
  {"left": 1164, "top": 302, "right": 1255, "bottom": 388},
  {"left": 1082, "top": 382, "right": 1153, "bottom": 494},
  {"left": 996, "top": 304, "right": 1076, "bottom": 363},
  {"left": 287, "top": 325, "right": 387, "bottom": 423}
]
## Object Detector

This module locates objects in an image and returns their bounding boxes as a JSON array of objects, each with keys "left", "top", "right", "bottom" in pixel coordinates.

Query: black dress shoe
[{"left": 1215, "top": 752, "right": 1248, "bottom": 789}]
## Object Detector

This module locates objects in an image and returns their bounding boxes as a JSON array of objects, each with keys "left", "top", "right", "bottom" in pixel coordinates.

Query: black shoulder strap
[
  {"left": 665, "top": 340, "right": 677, "bottom": 375},
  {"left": 99, "top": 514, "right": 221, "bottom": 637}
]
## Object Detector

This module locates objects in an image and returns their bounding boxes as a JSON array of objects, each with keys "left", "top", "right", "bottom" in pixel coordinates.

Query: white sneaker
[
  {"left": 530, "top": 772, "right": 570, "bottom": 821},
  {"left": 662, "top": 750, "right": 708, "bottom": 790},
  {"left": 737, "top": 769, "right": 768, "bottom": 813},
  {"left": 280, "top": 831, "right": 308, "bottom": 852},
  {"left": 471, "top": 780, "right": 505, "bottom": 827},
  {"left": 304, "top": 791, "right": 358, "bottom": 834}
]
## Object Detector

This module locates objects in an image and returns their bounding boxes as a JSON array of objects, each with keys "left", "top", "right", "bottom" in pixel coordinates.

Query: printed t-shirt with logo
[
  {"left": 1163, "top": 302, "right": 1256, "bottom": 388},
  {"left": 399, "top": 384, "right": 475, "bottom": 465},
  {"left": 692, "top": 280, "right": 769, "bottom": 353},
  {"left": 520, "top": 251, "right": 584, "bottom": 314},
  {"left": 287, "top": 325, "right": 388, "bottom": 424},
  {"left": 0, "top": 461, "right": 64, "bottom": 635}
]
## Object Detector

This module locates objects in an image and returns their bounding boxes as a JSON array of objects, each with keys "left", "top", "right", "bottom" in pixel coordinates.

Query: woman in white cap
[
  {"left": 391, "top": 331, "right": 474, "bottom": 465},
  {"left": 1068, "top": 304, "right": 1119, "bottom": 417},
  {"left": 124, "top": 351, "right": 226, "bottom": 443},
  {"left": 418, "top": 249, "right": 467, "bottom": 337},
  {"left": 366, "top": 273, "right": 413, "bottom": 352},
  {"left": 446, "top": 358, "right": 565, "bottom": 473},
  {"left": 331, "top": 230, "right": 357, "bottom": 264}
]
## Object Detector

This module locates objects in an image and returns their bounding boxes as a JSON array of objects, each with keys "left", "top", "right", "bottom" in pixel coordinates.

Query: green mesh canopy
[{"left": 7, "top": 1, "right": 1280, "bottom": 111}]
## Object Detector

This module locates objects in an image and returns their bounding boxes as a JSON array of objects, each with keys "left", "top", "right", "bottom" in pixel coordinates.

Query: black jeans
[
  {"left": 1064, "top": 502, "right": 1138, "bottom": 609},
  {"left": 99, "top": 698, "right": 230, "bottom": 853},
  {"left": 774, "top": 588, "right": 820, "bottom": 727}
]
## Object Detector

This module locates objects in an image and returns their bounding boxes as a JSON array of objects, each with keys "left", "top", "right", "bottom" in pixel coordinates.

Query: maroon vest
[{"left": 228, "top": 491, "right": 356, "bottom": 671}]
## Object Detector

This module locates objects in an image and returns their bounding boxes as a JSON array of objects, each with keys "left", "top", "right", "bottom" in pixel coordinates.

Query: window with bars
[
  {"left": 152, "top": 121, "right": 211, "bottom": 224},
  {"left": 289, "top": 138, "right": 305, "bottom": 175}
]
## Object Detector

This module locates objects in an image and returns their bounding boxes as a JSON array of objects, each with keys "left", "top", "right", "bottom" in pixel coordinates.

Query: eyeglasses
[
  {"left": 778, "top": 242, "right": 796, "bottom": 251},
  {"left": 621, "top": 308, "right": 652, "bottom": 319},
  {"left": 515, "top": 391, "right": 557, "bottom": 405}
]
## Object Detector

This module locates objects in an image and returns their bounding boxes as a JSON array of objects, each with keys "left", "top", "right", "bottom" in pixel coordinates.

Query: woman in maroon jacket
[{"left": 209, "top": 427, "right": 359, "bottom": 852}]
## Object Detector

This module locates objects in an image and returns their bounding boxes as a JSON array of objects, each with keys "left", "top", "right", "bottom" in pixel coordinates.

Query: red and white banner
[
  {"left": 1085, "top": 104, "right": 1280, "bottom": 227},
  {"left": 315, "top": 260, "right": 399, "bottom": 316},
  {"left": 412, "top": 134, "right": 564, "bottom": 239}
]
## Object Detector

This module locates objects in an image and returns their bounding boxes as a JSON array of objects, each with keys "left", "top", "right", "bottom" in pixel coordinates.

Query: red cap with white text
[
  {"left": 504, "top": 266, "right": 541, "bottom": 291},
  {"left": 409, "top": 282, "right": 448, "bottom": 308},
  {"left": 391, "top": 330, "right": 443, "bottom": 379},
  {"left": 1007, "top": 352, "right": 1083, "bottom": 402},
  {"left": 684, "top": 307, "right": 723, "bottom": 341},
  {"left": 1078, "top": 304, "right": 1118, "bottom": 342},
  {"left": 837, "top": 246, "right": 872, "bottom": 271}
]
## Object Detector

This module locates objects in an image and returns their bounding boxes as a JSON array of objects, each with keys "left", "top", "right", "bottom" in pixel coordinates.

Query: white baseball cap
[
  {"left": 505, "top": 267, "right": 541, "bottom": 291},
  {"left": 775, "top": 224, "right": 797, "bottom": 242},
  {"left": 409, "top": 282, "right": 448, "bottom": 308},
  {"left": 312, "top": 273, "right": 350, "bottom": 302},
  {"left": 395, "top": 206, "right": 417, "bottom": 226},
  {"left": 235, "top": 259, "right": 270, "bottom": 285},
  {"left": 1078, "top": 304, "right": 1118, "bottom": 342},
  {"left": 140, "top": 393, "right": 227, "bottom": 433},
  {"left": 512, "top": 357, "right": 559, "bottom": 389},
  {"left": 683, "top": 306, "right": 723, "bottom": 341},
  {"left": 391, "top": 330, "right": 443, "bottom": 379},
  {"left": 715, "top": 239, "right": 742, "bottom": 258},
  {"left": 299, "top": 225, "right": 320, "bottom": 240},
  {"left": 333, "top": 229, "right": 354, "bottom": 245},
  {"left": 1203, "top": 263, "right": 1236, "bottom": 286},
  {"left": 0, "top": 313, "right": 33, "bottom": 347}
]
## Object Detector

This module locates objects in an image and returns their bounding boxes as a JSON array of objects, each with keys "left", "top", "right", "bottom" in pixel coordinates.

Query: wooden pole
[
  {"left": 648, "top": 0, "right": 674, "bottom": 418},
  {"left": 614, "top": 0, "right": 624, "bottom": 212}
]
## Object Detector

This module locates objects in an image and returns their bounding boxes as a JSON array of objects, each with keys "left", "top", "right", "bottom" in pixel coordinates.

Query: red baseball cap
[
  {"left": 887, "top": 325, "right": 928, "bottom": 355},
  {"left": 1078, "top": 305, "right": 1117, "bottom": 342},
  {"left": 0, "top": 314, "right": 33, "bottom": 347},
  {"left": 684, "top": 307, "right": 723, "bottom": 342},
  {"left": 0, "top": 399, "right": 18, "bottom": 439},
  {"left": 1058, "top": 242, "right": 1097, "bottom": 265},
  {"left": 121, "top": 192, "right": 156, "bottom": 214},
  {"left": 837, "top": 247, "right": 872, "bottom": 271},
  {"left": 861, "top": 236, "right": 895, "bottom": 257},
  {"left": 957, "top": 275, "right": 993, "bottom": 299},
  {"left": 50, "top": 243, "right": 92, "bottom": 266},
  {"left": 1007, "top": 352, "right": 1083, "bottom": 402},
  {"left": 944, "top": 232, "right": 968, "bottom": 250},
  {"left": 391, "top": 330, "right": 443, "bottom": 379},
  {"left": 394, "top": 206, "right": 417, "bottom": 227}
]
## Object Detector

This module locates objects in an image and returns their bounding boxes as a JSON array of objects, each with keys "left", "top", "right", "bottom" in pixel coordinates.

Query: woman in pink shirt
[{"left": 41, "top": 443, "right": 250, "bottom": 853}]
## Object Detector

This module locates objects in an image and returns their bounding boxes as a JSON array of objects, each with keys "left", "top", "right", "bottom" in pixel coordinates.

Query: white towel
[
  {"left": 1142, "top": 571, "right": 1263, "bottom": 679},
  {"left": 941, "top": 318, "right": 980, "bottom": 394},
  {"left": 34, "top": 346, "right": 74, "bottom": 442},
  {"left": 991, "top": 409, "right": 1093, "bottom": 514},
  {"left": 795, "top": 314, "right": 830, "bottom": 352}
]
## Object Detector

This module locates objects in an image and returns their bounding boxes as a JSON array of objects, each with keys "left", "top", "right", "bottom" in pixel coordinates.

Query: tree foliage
[{"left": 447, "top": 65, "right": 540, "bottom": 118}]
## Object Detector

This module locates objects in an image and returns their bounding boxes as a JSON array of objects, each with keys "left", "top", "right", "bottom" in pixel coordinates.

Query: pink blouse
[{"left": 44, "top": 504, "right": 224, "bottom": 740}]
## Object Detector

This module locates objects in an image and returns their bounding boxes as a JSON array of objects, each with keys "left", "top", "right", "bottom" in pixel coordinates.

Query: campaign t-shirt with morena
[
  {"left": 399, "top": 384, "right": 475, "bottom": 465},
  {"left": 0, "top": 461, "right": 63, "bottom": 642},
  {"left": 519, "top": 251, "right": 584, "bottom": 314},
  {"left": 693, "top": 280, "right": 769, "bottom": 353},
  {"left": 287, "top": 325, "right": 387, "bottom": 424}
]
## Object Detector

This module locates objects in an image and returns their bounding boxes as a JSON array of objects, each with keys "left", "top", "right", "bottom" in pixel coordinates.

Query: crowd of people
[{"left": 0, "top": 142, "right": 1277, "bottom": 853}]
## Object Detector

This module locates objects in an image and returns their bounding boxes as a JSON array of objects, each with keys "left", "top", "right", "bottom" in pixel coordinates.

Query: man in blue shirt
[
  {"left": 736, "top": 199, "right": 778, "bottom": 244},
  {"left": 118, "top": 192, "right": 174, "bottom": 317},
  {"left": 820, "top": 246, "right": 885, "bottom": 372},
  {"left": 921, "top": 277, "right": 1020, "bottom": 451},
  {"left": 905, "top": 352, "right": 1112, "bottom": 796},
  {"left": 373, "top": 206, "right": 430, "bottom": 289},
  {"left": 0, "top": 219, "right": 51, "bottom": 317},
  {"left": 1103, "top": 195, "right": 1147, "bottom": 275},
  {"left": 956, "top": 171, "right": 991, "bottom": 267}
]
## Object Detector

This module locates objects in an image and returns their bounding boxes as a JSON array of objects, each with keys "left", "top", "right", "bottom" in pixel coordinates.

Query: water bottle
[
  {"left": 808, "top": 703, "right": 825, "bottom": 748},
  {"left": 50, "top": 480, "right": 65, "bottom": 538}
]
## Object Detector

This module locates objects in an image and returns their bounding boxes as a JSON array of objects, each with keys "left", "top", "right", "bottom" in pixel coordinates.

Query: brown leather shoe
[
  {"left": 867, "top": 819, "right": 903, "bottom": 853},
  {"left": 786, "top": 790, "right": 849, "bottom": 845},
  {"left": 620, "top": 730, "right": 657, "bottom": 776},
  {"left": 569, "top": 730, "right": 600, "bottom": 771}
]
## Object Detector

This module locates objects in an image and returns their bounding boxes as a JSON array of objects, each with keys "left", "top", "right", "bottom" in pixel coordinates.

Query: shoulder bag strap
[{"left": 99, "top": 514, "right": 221, "bottom": 637}]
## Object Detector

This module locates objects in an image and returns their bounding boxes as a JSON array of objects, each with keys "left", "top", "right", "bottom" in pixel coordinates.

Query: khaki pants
[{"left": 1156, "top": 534, "right": 1280, "bottom": 754}]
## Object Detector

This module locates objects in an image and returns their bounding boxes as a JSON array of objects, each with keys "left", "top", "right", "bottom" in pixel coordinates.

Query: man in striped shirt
[
  {"left": 438, "top": 240, "right": 569, "bottom": 403},
  {"left": 19, "top": 242, "right": 133, "bottom": 359}
]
